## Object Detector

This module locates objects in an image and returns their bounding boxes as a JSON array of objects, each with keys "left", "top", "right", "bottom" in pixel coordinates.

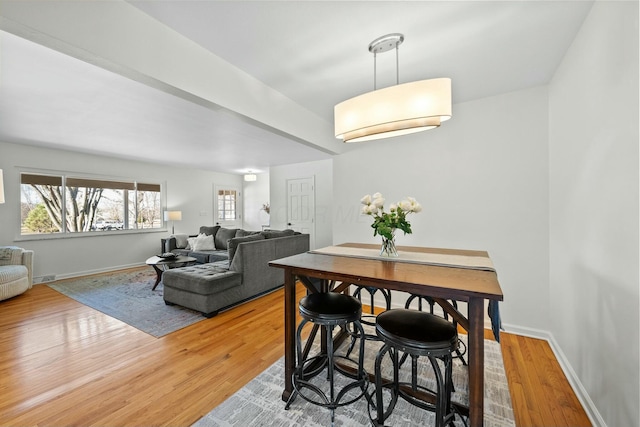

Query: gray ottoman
[{"left": 162, "top": 263, "right": 242, "bottom": 318}]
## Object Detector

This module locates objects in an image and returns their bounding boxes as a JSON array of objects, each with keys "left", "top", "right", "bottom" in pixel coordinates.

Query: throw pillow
[
  {"left": 227, "top": 233, "right": 265, "bottom": 263},
  {"left": 173, "top": 234, "right": 189, "bottom": 249},
  {"left": 186, "top": 236, "right": 197, "bottom": 250},
  {"left": 0, "top": 247, "right": 14, "bottom": 261},
  {"left": 214, "top": 228, "right": 238, "bottom": 250},
  {"left": 192, "top": 233, "right": 215, "bottom": 251},
  {"left": 0, "top": 247, "right": 20, "bottom": 265}
]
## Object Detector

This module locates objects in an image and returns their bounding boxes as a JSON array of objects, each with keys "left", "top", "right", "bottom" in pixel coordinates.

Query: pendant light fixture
[{"left": 334, "top": 33, "right": 452, "bottom": 143}]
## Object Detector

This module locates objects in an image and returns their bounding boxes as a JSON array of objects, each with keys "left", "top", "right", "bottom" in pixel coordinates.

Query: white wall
[
  {"left": 549, "top": 1, "right": 639, "bottom": 425},
  {"left": 0, "top": 141, "right": 241, "bottom": 280},
  {"left": 269, "top": 159, "right": 333, "bottom": 250},
  {"left": 242, "top": 172, "right": 270, "bottom": 231},
  {"left": 333, "top": 86, "right": 550, "bottom": 332}
]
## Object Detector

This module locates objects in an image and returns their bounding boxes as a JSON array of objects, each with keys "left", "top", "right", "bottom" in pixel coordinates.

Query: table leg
[
  {"left": 151, "top": 265, "right": 163, "bottom": 290},
  {"left": 282, "top": 269, "right": 297, "bottom": 402},
  {"left": 468, "top": 297, "right": 485, "bottom": 427}
]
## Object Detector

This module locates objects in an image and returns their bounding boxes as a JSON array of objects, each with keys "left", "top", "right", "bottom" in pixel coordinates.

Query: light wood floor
[{"left": 0, "top": 268, "right": 591, "bottom": 426}]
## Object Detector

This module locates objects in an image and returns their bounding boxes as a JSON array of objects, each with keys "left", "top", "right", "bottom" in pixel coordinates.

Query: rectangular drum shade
[{"left": 334, "top": 78, "right": 451, "bottom": 143}]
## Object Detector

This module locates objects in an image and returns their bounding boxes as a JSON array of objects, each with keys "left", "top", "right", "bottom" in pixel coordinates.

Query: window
[
  {"left": 20, "top": 172, "right": 162, "bottom": 236},
  {"left": 217, "top": 189, "right": 237, "bottom": 221},
  {"left": 21, "top": 174, "right": 63, "bottom": 234},
  {"left": 131, "top": 183, "right": 162, "bottom": 229}
]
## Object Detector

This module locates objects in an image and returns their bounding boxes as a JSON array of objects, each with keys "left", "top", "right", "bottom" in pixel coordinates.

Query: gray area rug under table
[
  {"left": 195, "top": 334, "right": 515, "bottom": 427},
  {"left": 48, "top": 268, "right": 205, "bottom": 337}
]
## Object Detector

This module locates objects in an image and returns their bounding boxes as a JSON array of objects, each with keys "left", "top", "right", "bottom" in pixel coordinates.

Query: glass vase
[{"left": 380, "top": 230, "right": 398, "bottom": 257}]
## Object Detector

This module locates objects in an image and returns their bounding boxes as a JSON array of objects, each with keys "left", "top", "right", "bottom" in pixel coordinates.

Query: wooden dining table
[{"left": 269, "top": 242, "right": 504, "bottom": 427}]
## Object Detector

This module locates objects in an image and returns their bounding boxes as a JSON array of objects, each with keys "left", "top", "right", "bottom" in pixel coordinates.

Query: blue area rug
[
  {"left": 48, "top": 268, "right": 205, "bottom": 337},
  {"left": 194, "top": 334, "right": 515, "bottom": 427}
]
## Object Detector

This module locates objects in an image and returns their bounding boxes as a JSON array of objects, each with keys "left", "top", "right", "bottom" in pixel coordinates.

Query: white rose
[
  {"left": 362, "top": 204, "right": 378, "bottom": 215},
  {"left": 389, "top": 203, "right": 397, "bottom": 212},
  {"left": 360, "top": 194, "right": 372, "bottom": 205},
  {"left": 373, "top": 197, "right": 385, "bottom": 209},
  {"left": 405, "top": 197, "right": 422, "bottom": 213},
  {"left": 398, "top": 200, "right": 412, "bottom": 212},
  {"left": 372, "top": 192, "right": 383, "bottom": 200}
]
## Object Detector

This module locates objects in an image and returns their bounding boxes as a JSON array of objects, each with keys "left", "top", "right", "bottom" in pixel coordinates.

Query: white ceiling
[{"left": 0, "top": 1, "right": 594, "bottom": 175}]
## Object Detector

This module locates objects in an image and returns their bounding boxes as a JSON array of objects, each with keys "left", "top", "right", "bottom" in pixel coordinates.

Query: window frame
[{"left": 17, "top": 169, "right": 165, "bottom": 240}]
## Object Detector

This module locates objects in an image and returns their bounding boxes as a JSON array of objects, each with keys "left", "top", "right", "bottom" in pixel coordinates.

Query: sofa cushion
[
  {"left": 215, "top": 228, "right": 238, "bottom": 250},
  {"left": 228, "top": 233, "right": 266, "bottom": 263},
  {"left": 205, "top": 250, "right": 229, "bottom": 263},
  {"left": 0, "top": 265, "right": 28, "bottom": 283},
  {"left": 162, "top": 264, "right": 241, "bottom": 295},
  {"left": 199, "top": 225, "right": 220, "bottom": 237},
  {"left": 261, "top": 229, "right": 296, "bottom": 239},
  {"left": 188, "top": 250, "right": 227, "bottom": 264},
  {"left": 172, "top": 248, "right": 191, "bottom": 257},
  {"left": 236, "top": 229, "right": 261, "bottom": 238}
]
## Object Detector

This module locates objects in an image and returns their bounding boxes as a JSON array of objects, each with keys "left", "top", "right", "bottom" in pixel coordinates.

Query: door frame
[
  {"left": 286, "top": 176, "right": 316, "bottom": 249},
  {"left": 213, "top": 184, "right": 242, "bottom": 228}
]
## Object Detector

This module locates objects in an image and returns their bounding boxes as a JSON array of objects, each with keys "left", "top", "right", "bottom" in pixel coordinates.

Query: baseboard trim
[
  {"left": 503, "top": 323, "right": 606, "bottom": 427},
  {"left": 35, "top": 263, "right": 146, "bottom": 284}
]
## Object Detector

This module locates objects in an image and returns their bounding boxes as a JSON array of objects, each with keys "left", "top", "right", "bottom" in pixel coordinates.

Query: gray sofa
[
  {"left": 161, "top": 225, "right": 236, "bottom": 264},
  {"left": 161, "top": 227, "right": 309, "bottom": 317}
]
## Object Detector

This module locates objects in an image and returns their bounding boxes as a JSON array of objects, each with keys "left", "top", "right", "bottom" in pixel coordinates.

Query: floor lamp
[{"left": 164, "top": 210, "right": 182, "bottom": 234}]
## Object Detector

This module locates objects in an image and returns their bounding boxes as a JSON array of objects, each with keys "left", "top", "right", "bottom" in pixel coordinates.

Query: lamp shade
[
  {"left": 244, "top": 174, "right": 257, "bottom": 182},
  {"left": 0, "top": 169, "right": 4, "bottom": 204},
  {"left": 335, "top": 78, "right": 452, "bottom": 143},
  {"left": 164, "top": 210, "right": 182, "bottom": 221}
]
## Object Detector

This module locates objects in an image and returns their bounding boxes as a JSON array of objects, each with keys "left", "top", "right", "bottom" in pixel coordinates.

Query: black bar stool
[
  {"left": 345, "top": 285, "right": 392, "bottom": 356},
  {"left": 404, "top": 294, "right": 467, "bottom": 365},
  {"left": 370, "top": 309, "right": 461, "bottom": 427},
  {"left": 285, "top": 291, "right": 369, "bottom": 422}
]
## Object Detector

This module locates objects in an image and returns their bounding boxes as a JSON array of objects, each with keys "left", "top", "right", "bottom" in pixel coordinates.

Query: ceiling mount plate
[{"left": 368, "top": 33, "right": 404, "bottom": 54}]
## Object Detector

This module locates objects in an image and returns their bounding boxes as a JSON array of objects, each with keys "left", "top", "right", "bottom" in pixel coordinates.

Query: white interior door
[
  {"left": 213, "top": 185, "right": 242, "bottom": 228},
  {"left": 286, "top": 176, "right": 315, "bottom": 249}
]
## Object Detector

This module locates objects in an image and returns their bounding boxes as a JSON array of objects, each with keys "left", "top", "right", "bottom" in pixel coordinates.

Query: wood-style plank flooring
[{"left": 0, "top": 268, "right": 591, "bottom": 426}]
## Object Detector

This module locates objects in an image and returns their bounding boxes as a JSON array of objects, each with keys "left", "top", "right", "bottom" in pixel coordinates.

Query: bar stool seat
[
  {"left": 286, "top": 292, "right": 369, "bottom": 422},
  {"left": 405, "top": 294, "right": 468, "bottom": 365},
  {"left": 371, "top": 309, "right": 461, "bottom": 427}
]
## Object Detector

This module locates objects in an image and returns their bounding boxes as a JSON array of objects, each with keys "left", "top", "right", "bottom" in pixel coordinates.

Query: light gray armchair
[{"left": 0, "top": 246, "right": 34, "bottom": 301}]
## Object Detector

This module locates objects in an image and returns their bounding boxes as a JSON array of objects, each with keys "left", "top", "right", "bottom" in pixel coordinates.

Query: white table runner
[{"left": 310, "top": 245, "right": 495, "bottom": 271}]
